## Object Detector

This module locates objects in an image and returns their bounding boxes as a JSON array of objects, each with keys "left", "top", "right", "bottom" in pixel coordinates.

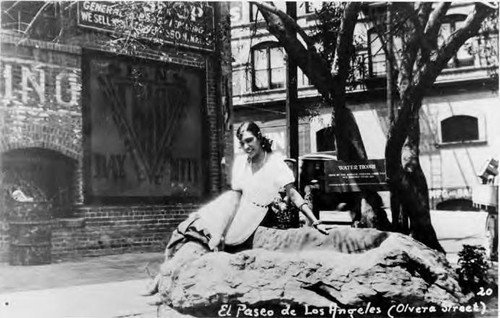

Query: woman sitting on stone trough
[
  {"left": 143, "top": 121, "right": 328, "bottom": 296},
  {"left": 227, "top": 121, "right": 328, "bottom": 242}
]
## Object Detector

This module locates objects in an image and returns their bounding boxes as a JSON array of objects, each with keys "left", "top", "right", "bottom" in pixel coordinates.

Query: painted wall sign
[
  {"left": 430, "top": 187, "right": 472, "bottom": 200},
  {"left": 324, "top": 159, "right": 387, "bottom": 192},
  {"left": 77, "top": 1, "right": 215, "bottom": 51},
  {"left": 0, "top": 58, "right": 80, "bottom": 108},
  {"left": 83, "top": 51, "right": 206, "bottom": 199},
  {"left": 229, "top": 2, "right": 243, "bottom": 23}
]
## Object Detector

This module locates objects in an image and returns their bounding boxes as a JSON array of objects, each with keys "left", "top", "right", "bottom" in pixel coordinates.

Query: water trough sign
[{"left": 324, "top": 159, "right": 388, "bottom": 192}]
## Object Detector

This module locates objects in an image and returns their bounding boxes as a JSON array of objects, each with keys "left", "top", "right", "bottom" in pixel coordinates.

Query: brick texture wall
[
  {"left": 52, "top": 204, "right": 199, "bottom": 261},
  {"left": 0, "top": 215, "right": 7, "bottom": 261},
  {"left": 0, "top": 37, "right": 84, "bottom": 262},
  {"left": 0, "top": 36, "right": 83, "bottom": 161},
  {"left": 0, "top": 203, "right": 198, "bottom": 262}
]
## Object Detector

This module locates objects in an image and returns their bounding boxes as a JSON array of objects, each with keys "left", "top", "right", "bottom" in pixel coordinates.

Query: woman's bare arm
[{"left": 284, "top": 184, "right": 328, "bottom": 235}]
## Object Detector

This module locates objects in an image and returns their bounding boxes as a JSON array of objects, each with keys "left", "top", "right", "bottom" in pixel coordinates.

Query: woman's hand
[
  {"left": 312, "top": 220, "right": 329, "bottom": 235},
  {"left": 208, "top": 234, "right": 222, "bottom": 251}
]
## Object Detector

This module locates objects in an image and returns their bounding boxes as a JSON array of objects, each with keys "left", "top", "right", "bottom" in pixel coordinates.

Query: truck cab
[
  {"left": 299, "top": 153, "right": 353, "bottom": 225},
  {"left": 298, "top": 152, "right": 388, "bottom": 226}
]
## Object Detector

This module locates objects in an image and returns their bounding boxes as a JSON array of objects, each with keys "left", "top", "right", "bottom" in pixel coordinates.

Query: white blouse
[{"left": 224, "top": 152, "right": 295, "bottom": 245}]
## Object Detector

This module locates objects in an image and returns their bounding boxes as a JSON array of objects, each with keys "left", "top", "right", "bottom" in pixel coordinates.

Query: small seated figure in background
[{"left": 10, "top": 187, "right": 34, "bottom": 202}]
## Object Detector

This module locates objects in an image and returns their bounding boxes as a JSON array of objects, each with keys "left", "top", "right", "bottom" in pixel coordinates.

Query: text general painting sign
[
  {"left": 82, "top": 50, "right": 207, "bottom": 201},
  {"left": 324, "top": 159, "right": 388, "bottom": 192},
  {"left": 77, "top": 1, "right": 214, "bottom": 51}
]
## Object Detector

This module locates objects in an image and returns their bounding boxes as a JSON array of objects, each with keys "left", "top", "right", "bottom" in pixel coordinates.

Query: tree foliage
[
  {"left": 457, "top": 244, "right": 492, "bottom": 295},
  {"left": 311, "top": 2, "right": 345, "bottom": 68}
]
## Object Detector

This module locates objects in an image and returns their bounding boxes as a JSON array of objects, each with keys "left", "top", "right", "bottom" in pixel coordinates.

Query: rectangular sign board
[
  {"left": 324, "top": 159, "right": 388, "bottom": 192},
  {"left": 82, "top": 50, "right": 207, "bottom": 201},
  {"left": 77, "top": 1, "right": 214, "bottom": 51}
]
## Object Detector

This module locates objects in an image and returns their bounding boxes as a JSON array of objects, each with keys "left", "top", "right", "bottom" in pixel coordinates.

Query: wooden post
[
  {"left": 386, "top": 2, "right": 395, "bottom": 125},
  {"left": 286, "top": 2, "right": 299, "bottom": 162}
]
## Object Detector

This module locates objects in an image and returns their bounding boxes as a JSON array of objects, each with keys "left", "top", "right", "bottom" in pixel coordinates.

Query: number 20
[{"left": 477, "top": 287, "right": 493, "bottom": 296}]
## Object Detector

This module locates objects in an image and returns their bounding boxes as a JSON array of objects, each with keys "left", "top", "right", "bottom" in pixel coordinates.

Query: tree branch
[
  {"left": 335, "top": 2, "right": 362, "bottom": 87},
  {"left": 396, "top": 2, "right": 437, "bottom": 68},
  {"left": 416, "top": 2, "right": 496, "bottom": 91},
  {"left": 416, "top": 2, "right": 434, "bottom": 64},
  {"left": 397, "top": 2, "right": 425, "bottom": 38},
  {"left": 424, "top": 2, "right": 451, "bottom": 41},
  {"left": 391, "top": 2, "right": 494, "bottom": 163},
  {"left": 418, "top": 2, "right": 433, "bottom": 29},
  {"left": 251, "top": 1, "right": 315, "bottom": 49},
  {"left": 23, "top": 2, "right": 51, "bottom": 35},
  {"left": 362, "top": 4, "right": 401, "bottom": 75},
  {"left": 255, "top": 1, "right": 335, "bottom": 103},
  {"left": 4, "top": 1, "right": 22, "bottom": 13}
]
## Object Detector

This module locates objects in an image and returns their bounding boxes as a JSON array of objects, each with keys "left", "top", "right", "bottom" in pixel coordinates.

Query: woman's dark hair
[{"left": 236, "top": 121, "right": 273, "bottom": 153}]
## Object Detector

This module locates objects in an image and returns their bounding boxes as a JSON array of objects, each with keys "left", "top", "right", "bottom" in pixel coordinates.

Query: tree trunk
[
  {"left": 254, "top": 2, "right": 391, "bottom": 231},
  {"left": 334, "top": 105, "right": 366, "bottom": 161},
  {"left": 401, "top": 163, "right": 444, "bottom": 253},
  {"left": 401, "top": 113, "right": 444, "bottom": 253},
  {"left": 390, "top": 192, "right": 408, "bottom": 234},
  {"left": 334, "top": 106, "right": 392, "bottom": 230},
  {"left": 386, "top": 96, "right": 444, "bottom": 253}
]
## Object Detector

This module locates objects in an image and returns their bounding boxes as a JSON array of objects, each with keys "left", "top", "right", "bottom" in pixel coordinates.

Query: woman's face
[{"left": 239, "top": 131, "right": 262, "bottom": 159}]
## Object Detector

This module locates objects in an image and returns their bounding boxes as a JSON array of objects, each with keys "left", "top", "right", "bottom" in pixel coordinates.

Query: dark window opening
[
  {"left": 316, "top": 127, "right": 336, "bottom": 152},
  {"left": 441, "top": 115, "right": 479, "bottom": 143},
  {"left": 367, "top": 28, "right": 386, "bottom": 78},
  {"left": 251, "top": 43, "right": 285, "bottom": 91},
  {"left": 1, "top": 148, "right": 77, "bottom": 217}
]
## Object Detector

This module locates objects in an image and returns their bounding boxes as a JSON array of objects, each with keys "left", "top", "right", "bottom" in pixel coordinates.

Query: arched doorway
[{"left": 1, "top": 148, "right": 77, "bottom": 217}]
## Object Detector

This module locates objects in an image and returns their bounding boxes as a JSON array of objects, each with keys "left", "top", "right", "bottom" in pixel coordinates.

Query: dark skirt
[{"left": 260, "top": 198, "right": 300, "bottom": 229}]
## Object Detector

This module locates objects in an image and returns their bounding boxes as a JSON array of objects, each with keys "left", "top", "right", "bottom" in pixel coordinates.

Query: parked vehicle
[
  {"left": 298, "top": 152, "right": 389, "bottom": 226},
  {"left": 298, "top": 153, "right": 353, "bottom": 222}
]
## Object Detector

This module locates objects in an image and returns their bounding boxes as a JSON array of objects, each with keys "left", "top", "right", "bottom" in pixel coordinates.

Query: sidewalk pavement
[
  {"left": 0, "top": 211, "right": 496, "bottom": 318},
  {"left": 0, "top": 280, "right": 157, "bottom": 318},
  {"left": 0, "top": 252, "right": 164, "bottom": 318}
]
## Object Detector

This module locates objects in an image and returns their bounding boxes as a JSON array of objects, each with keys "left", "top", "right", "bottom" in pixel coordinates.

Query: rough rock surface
[{"left": 156, "top": 226, "right": 467, "bottom": 317}]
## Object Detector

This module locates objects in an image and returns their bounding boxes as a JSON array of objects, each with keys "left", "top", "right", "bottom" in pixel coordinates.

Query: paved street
[
  {"left": 432, "top": 210, "right": 490, "bottom": 264},
  {"left": 0, "top": 211, "right": 496, "bottom": 318}
]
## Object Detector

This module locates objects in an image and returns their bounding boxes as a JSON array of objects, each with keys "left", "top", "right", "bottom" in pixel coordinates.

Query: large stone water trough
[{"left": 152, "top": 226, "right": 473, "bottom": 318}]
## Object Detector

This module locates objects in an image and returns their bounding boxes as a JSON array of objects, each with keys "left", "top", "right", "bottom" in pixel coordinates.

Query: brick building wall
[
  {"left": 0, "top": 2, "right": 231, "bottom": 263},
  {"left": 0, "top": 36, "right": 82, "bottom": 161},
  {"left": 0, "top": 37, "right": 84, "bottom": 261},
  {"left": 51, "top": 204, "right": 199, "bottom": 261}
]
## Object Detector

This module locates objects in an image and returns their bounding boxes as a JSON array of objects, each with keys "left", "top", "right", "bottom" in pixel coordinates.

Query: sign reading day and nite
[
  {"left": 77, "top": 1, "right": 214, "bottom": 51},
  {"left": 324, "top": 159, "right": 388, "bottom": 192}
]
